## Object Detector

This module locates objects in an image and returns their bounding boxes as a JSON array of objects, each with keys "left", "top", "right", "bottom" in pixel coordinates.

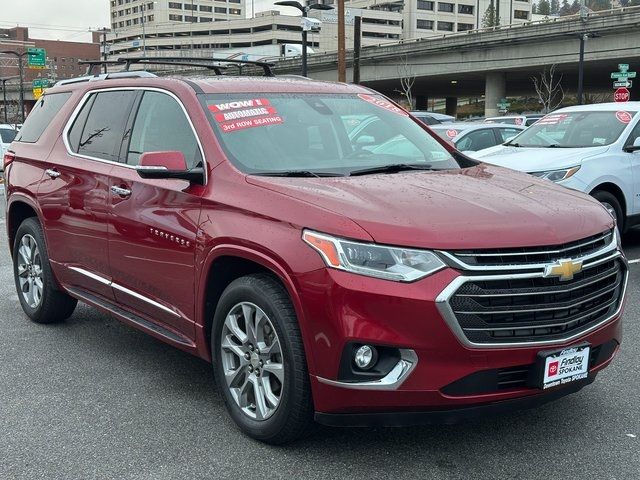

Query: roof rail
[
  {"left": 117, "top": 56, "right": 275, "bottom": 77},
  {"left": 79, "top": 59, "right": 128, "bottom": 76},
  {"left": 56, "top": 69, "right": 157, "bottom": 87}
]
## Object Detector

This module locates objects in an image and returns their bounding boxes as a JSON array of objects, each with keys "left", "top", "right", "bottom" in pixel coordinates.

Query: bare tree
[
  {"left": 531, "top": 64, "right": 565, "bottom": 113},
  {"left": 394, "top": 56, "right": 416, "bottom": 109}
]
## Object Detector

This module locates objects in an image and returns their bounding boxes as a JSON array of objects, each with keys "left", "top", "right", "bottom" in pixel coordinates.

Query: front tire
[
  {"left": 13, "top": 217, "right": 77, "bottom": 324},
  {"left": 212, "top": 274, "right": 313, "bottom": 444},
  {"left": 592, "top": 191, "right": 623, "bottom": 232}
]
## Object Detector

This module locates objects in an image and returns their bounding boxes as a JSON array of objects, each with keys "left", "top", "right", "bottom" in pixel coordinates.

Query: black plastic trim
[{"left": 315, "top": 375, "right": 595, "bottom": 427}]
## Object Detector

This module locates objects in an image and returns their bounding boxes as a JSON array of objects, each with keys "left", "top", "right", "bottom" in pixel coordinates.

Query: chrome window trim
[
  {"left": 315, "top": 349, "right": 418, "bottom": 390},
  {"left": 435, "top": 250, "right": 628, "bottom": 349},
  {"left": 437, "top": 229, "right": 617, "bottom": 272},
  {"left": 61, "top": 86, "right": 208, "bottom": 185},
  {"left": 69, "top": 266, "right": 180, "bottom": 318}
]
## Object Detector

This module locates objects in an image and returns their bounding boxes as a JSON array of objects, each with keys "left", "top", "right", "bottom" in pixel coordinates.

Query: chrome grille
[
  {"left": 446, "top": 230, "right": 613, "bottom": 267},
  {"left": 436, "top": 230, "right": 627, "bottom": 347}
]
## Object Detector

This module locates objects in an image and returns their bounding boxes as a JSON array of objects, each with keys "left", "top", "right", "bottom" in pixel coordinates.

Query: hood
[
  {"left": 246, "top": 164, "right": 613, "bottom": 250},
  {"left": 471, "top": 145, "right": 609, "bottom": 172}
]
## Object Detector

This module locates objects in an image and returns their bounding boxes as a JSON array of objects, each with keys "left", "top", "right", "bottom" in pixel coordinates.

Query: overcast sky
[{"left": 0, "top": 0, "right": 294, "bottom": 42}]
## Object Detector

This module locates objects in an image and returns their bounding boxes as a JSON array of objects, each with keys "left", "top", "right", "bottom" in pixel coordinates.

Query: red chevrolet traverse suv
[{"left": 3, "top": 66, "right": 627, "bottom": 444}]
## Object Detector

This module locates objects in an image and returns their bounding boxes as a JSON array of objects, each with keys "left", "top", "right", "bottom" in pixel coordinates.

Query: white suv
[{"left": 472, "top": 102, "right": 640, "bottom": 231}]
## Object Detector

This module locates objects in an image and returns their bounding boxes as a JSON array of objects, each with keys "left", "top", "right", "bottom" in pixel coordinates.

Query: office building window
[
  {"left": 437, "top": 21, "right": 454, "bottom": 31},
  {"left": 214, "top": 6, "right": 227, "bottom": 13},
  {"left": 417, "top": 1, "right": 434, "bottom": 10},
  {"left": 169, "top": 14, "right": 183, "bottom": 20},
  {"left": 200, "top": 5, "right": 213, "bottom": 11},
  {"left": 458, "top": 4, "right": 473, "bottom": 14},
  {"left": 457, "top": 22, "right": 474, "bottom": 31},
  {"left": 514, "top": 10, "right": 528, "bottom": 19},
  {"left": 416, "top": 19, "right": 434, "bottom": 29},
  {"left": 184, "top": 15, "right": 198, "bottom": 21},
  {"left": 169, "top": 2, "right": 182, "bottom": 8},
  {"left": 229, "top": 8, "right": 241, "bottom": 14},
  {"left": 438, "top": 2, "right": 454, "bottom": 12},
  {"left": 200, "top": 16, "right": 213, "bottom": 21}
]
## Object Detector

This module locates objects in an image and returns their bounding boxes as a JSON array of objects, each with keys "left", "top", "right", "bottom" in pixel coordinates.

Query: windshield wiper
[
  {"left": 252, "top": 170, "right": 344, "bottom": 178},
  {"left": 506, "top": 142, "right": 522, "bottom": 147},
  {"left": 348, "top": 163, "right": 435, "bottom": 176}
]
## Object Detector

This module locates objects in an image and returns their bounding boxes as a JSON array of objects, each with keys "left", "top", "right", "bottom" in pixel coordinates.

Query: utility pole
[
  {"left": 141, "top": 4, "right": 147, "bottom": 57},
  {"left": 337, "top": 0, "right": 346, "bottom": 82},
  {"left": 577, "top": 34, "right": 586, "bottom": 104},
  {"left": 352, "top": 15, "right": 361, "bottom": 84}
]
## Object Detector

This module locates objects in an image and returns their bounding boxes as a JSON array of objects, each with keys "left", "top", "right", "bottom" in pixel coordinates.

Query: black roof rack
[
  {"left": 118, "top": 56, "right": 275, "bottom": 77},
  {"left": 79, "top": 59, "right": 129, "bottom": 76}
]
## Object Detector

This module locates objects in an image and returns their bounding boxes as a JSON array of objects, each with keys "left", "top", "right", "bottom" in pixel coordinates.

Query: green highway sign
[
  {"left": 619, "top": 64, "right": 629, "bottom": 72},
  {"left": 32, "top": 79, "right": 50, "bottom": 89},
  {"left": 27, "top": 47, "right": 46, "bottom": 68},
  {"left": 611, "top": 71, "right": 636, "bottom": 79}
]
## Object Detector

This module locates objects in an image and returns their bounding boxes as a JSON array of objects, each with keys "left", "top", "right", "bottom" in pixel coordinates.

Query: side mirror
[
  {"left": 623, "top": 137, "right": 640, "bottom": 153},
  {"left": 136, "top": 151, "right": 205, "bottom": 185}
]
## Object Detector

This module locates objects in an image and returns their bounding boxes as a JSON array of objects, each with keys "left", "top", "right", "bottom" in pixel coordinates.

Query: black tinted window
[
  {"left": 76, "top": 90, "right": 137, "bottom": 162},
  {"left": 15, "top": 92, "right": 72, "bottom": 143},
  {"left": 126, "top": 91, "right": 201, "bottom": 167},
  {"left": 0, "top": 127, "right": 17, "bottom": 143},
  {"left": 67, "top": 94, "right": 96, "bottom": 152}
]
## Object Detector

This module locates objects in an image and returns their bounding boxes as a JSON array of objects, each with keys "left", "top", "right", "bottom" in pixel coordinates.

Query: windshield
[
  {"left": 204, "top": 93, "right": 463, "bottom": 176},
  {"left": 0, "top": 127, "right": 17, "bottom": 144},
  {"left": 507, "top": 110, "right": 637, "bottom": 148}
]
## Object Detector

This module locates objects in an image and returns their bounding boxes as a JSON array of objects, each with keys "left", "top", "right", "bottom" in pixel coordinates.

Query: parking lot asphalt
[{"left": 0, "top": 210, "right": 638, "bottom": 480}]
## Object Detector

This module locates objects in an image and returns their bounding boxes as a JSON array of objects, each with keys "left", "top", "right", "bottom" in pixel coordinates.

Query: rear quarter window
[{"left": 15, "top": 92, "right": 72, "bottom": 143}]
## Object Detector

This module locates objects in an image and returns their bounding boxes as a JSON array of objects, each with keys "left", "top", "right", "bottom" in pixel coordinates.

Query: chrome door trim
[
  {"left": 315, "top": 349, "right": 418, "bottom": 390},
  {"left": 69, "top": 266, "right": 180, "bottom": 318},
  {"left": 61, "top": 86, "right": 208, "bottom": 185}
]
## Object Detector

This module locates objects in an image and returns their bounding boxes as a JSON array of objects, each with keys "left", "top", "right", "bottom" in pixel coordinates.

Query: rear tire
[
  {"left": 13, "top": 218, "right": 77, "bottom": 324},
  {"left": 211, "top": 273, "right": 313, "bottom": 444},
  {"left": 592, "top": 191, "right": 624, "bottom": 232}
]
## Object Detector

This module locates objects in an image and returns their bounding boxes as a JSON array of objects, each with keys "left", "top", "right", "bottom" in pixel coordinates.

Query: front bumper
[
  {"left": 296, "top": 257, "right": 625, "bottom": 417},
  {"left": 315, "top": 373, "right": 596, "bottom": 427}
]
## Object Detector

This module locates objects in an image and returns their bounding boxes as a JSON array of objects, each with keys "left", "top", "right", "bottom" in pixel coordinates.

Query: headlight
[
  {"left": 530, "top": 166, "right": 580, "bottom": 182},
  {"left": 302, "top": 230, "right": 446, "bottom": 282}
]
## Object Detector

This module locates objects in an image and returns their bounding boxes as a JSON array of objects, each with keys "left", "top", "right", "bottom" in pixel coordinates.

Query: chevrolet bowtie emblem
[{"left": 544, "top": 259, "right": 583, "bottom": 281}]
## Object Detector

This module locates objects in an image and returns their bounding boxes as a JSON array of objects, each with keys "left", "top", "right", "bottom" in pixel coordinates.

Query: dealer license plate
[{"left": 537, "top": 344, "right": 590, "bottom": 390}]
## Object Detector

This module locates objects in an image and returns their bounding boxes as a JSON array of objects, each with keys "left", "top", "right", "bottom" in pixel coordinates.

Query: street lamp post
[
  {"left": 577, "top": 34, "right": 586, "bottom": 105},
  {"left": 0, "top": 51, "right": 27, "bottom": 122},
  {"left": 274, "top": 1, "right": 333, "bottom": 77}
]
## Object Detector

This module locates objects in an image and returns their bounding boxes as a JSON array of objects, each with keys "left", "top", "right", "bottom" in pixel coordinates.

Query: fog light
[{"left": 354, "top": 345, "right": 377, "bottom": 370}]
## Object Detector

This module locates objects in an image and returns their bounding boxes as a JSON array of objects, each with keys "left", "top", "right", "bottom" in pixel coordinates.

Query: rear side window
[
  {"left": 15, "top": 92, "right": 72, "bottom": 143},
  {"left": 0, "top": 127, "right": 17, "bottom": 143},
  {"left": 126, "top": 91, "right": 202, "bottom": 167},
  {"left": 69, "top": 90, "right": 137, "bottom": 162}
]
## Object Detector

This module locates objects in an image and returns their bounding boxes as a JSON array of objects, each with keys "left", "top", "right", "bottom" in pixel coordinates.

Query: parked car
[
  {"left": 430, "top": 122, "right": 525, "bottom": 152},
  {"left": 4, "top": 71, "right": 625, "bottom": 444},
  {"left": 410, "top": 111, "right": 455, "bottom": 125},
  {"left": 484, "top": 114, "right": 544, "bottom": 126},
  {"left": 472, "top": 103, "right": 640, "bottom": 230},
  {"left": 0, "top": 124, "right": 18, "bottom": 170}
]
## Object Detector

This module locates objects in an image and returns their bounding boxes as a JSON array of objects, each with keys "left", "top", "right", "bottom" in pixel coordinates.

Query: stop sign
[{"left": 614, "top": 87, "right": 630, "bottom": 103}]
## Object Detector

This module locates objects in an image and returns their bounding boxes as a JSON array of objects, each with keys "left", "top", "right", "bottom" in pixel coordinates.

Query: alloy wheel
[
  {"left": 17, "top": 234, "right": 44, "bottom": 309},
  {"left": 220, "top": 302, "right": 284, "bottom": 420}
]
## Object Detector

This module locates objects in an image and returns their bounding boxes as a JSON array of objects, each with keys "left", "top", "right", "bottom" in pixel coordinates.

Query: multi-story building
[
  {"left": 110, "top": 0, "right": 246, "bottom": 32},
  {"left": 0, "top": 27, "right": 100, "bottom": 82},
  {"left": 106, "top": 8, "right": 402, "bottom": 58}
]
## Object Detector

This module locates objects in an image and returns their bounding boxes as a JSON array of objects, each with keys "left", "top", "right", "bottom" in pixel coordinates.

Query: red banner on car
[{"left": 358, "top": 94, "right": 408, "bottom": 116}]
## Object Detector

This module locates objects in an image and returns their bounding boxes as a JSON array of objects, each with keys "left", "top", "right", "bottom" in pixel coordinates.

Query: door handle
[
  {"left": 110, "top": 185, "right": 132, "bottom": 198},
  {"left": 45, "top": 168, "right": 60, "bottom": 179}
]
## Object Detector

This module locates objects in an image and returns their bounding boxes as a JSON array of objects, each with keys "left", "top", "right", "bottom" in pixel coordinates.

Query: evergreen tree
[
  {"left": 559, "top": 0, "right": 571, "bottom": 15},
  {"left": 538, "top": 0, "right": 552, "bottom": 15},
  {"left": 482, "top": 0, "right": 500, "bottom": 27},
  {"left": 551, "top": 0, "right": 560, "bottom": 14}
]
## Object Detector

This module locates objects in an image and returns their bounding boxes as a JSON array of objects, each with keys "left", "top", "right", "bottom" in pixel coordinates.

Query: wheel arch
[
  {"left": 196, "top": 245, "right": 316, "bottom": 372},
  {"left": 589, "top": 182, "right": 627, "bottom": 219},
  {"left": 7, "top": 196, "right": 43, "bottom": 258}
]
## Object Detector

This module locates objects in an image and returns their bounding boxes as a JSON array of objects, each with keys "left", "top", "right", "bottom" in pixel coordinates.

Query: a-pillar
[
  {"left": 485, "top": 72, "right": 506, "bottom": 117},
  {"left": 445, "top": 97, "right": 457, "bottom": 117}
]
